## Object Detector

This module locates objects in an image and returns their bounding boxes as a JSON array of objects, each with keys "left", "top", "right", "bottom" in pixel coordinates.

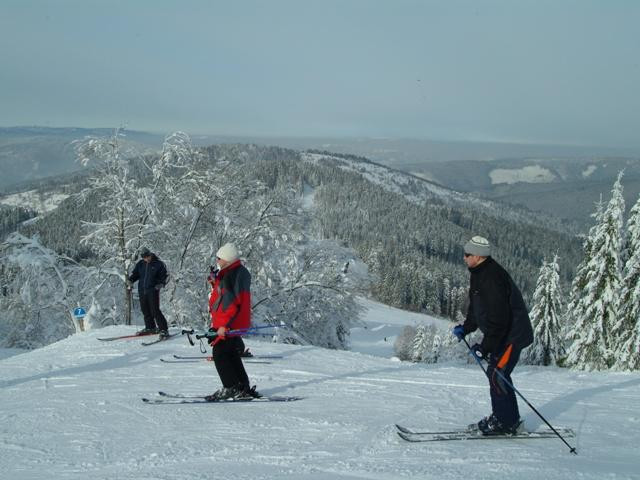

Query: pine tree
[
  {"left": 613, "top": 194, "right": 640, "bottom": 370},
  {"left": 523, "top": 255, "right": 565, "bottom": 366},
  {"left": 411, "top": 324, "right": 429, "bottom": 362},
  {"left": 566, "top": 172, "right": 625, "bottom": 370}
]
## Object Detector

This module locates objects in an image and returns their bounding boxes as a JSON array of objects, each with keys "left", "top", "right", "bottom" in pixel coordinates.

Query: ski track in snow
[{"left": 1, "top": 310, "right": 640, "bottom": 479}]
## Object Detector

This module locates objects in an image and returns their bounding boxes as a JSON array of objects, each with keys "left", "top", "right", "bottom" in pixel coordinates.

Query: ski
[
  {"left": 240, "top": 350, "right": 283, "bottom": 359},
  {"left": 395, "top": 423, "right": 574, "bottom": 436},
  {"left": 172, "top": 354, "right": 283, "bottom": 360},
  {"left": 141, "top": 333, "right": 178, "bottom": 346},
  {"left": 97, "top": 332, "right": 156, "bottom": 341},
  {"left": 160, "top": 358, "right": 272, "bottom": 364},
  {"left": 397, "top": 429, "right": 574, "bottom": 443},
  {"left": 142, "top": 391, "right": 302, "bottom": 404},
  {"left": 142, "top": 397, "right": 300, "bottom": 404}
]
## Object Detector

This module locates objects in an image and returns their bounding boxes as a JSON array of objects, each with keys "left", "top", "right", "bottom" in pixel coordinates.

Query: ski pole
[
  {"left": 182, "top": 325, "right": 284, "bottom": 345},
  {"left": 463, "top": 338, "right": 577, "bottom": 455},
  {"left": 226, "top": 324, "right": 284, "bottom": 336}
]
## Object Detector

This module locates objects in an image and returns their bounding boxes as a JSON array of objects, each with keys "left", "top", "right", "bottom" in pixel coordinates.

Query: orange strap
[{"left": 497, "top": 344, "right": 513, "bottom": 369}]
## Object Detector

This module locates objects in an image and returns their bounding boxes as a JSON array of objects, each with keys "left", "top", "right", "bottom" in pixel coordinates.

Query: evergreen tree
[
  {"left": 613, "top": 194, "right": 640, "bottom": 370},
  {"left": 523, "top": 255, "right": 565, "bottom": 365},
  {"left": 566, "top": 172, "right": 625, "bottom": 370},
  {"left": 411, "top": 324, "right": 430, "bottom": 362}
]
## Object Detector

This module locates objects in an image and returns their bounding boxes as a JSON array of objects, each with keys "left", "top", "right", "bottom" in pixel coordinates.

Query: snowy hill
[{"left": 1, "top": 302, "right": 639, "bottom": 479}]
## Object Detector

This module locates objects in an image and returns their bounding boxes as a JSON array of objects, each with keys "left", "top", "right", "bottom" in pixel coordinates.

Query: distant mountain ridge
[
  {"left": 400, "top": 157, "right": 640, "bottom": 228},
  {"left": 3, "top": 140, "right": 581, "bottom": 320},
  {"left": 0, "top": 127, "right": 165, "bottom": 191}
]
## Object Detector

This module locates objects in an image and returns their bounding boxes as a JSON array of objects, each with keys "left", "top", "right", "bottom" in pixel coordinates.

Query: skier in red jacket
[{"left": 205, "top": 243, "right": 260, "bottom": 401}]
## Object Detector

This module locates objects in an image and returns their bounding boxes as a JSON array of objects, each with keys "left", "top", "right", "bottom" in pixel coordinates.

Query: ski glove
[
  {"left": 471, "top": 343, "right": 487, "bottom": 360},
  {"left": 452, "top": 325, "right": 465, "bottom": 341}
]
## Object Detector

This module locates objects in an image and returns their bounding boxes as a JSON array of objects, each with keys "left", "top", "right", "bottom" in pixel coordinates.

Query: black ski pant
[
  {"left": 487, "top": 343, "right": 522, "bottom": 428},
  {"left": 139, "top": 290, "right": 168, "bottom": 331},
  {"left": 211, "top": 336, "right": 250, "bottom": 390}
]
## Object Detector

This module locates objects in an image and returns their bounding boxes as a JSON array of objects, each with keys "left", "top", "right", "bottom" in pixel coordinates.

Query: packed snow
[{"left": 1, "top": 300, "right": 639, "bottom": 480}]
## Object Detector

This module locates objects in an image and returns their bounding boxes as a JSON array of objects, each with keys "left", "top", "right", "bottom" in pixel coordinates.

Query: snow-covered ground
[
  {"left": 0, "top": 347, "right": 25, "bottom": 361},
  {"left": 350, "top": 297, "right": 450, "bottom": 358},
  {"left": 489, "top": 165, "right": 557, "bottom": 185},
  {"left": 1, "top": 301, "right": 639, "bottom": 480},
  {"left": 0, "top": 189, "right": 69, "bottom": 214}
]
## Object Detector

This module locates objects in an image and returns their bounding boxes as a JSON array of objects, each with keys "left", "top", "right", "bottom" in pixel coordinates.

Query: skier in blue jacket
[{"left": 128, "top": 248, "right": 169, "bottom": 337}]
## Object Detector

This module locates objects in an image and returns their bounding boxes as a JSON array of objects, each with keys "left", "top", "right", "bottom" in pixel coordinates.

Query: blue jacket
[{"left": 129, "top": 255, "right": 168, "bottom": 294}]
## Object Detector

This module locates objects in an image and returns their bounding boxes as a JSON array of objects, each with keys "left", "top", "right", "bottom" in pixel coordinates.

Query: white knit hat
[
  {"left": 464, "top": 236, "right": 491, "bottom": 256},
  {"left": 216, "top": 243, "right": 239, "bottom": 262}
]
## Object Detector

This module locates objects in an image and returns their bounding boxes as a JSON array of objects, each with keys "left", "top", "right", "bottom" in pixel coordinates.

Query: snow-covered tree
[
  {"left": 74, "top": 129, "right": 153, "bottom": 325},
  {"left": 613, "top": 194, "right": 640, "bottom": 370},
  {"left": 522, "top": 255, "right": 565, "bottom": 366},
  {"left": 396, "top": 321, "right": 467, "bottom": 364},
  {"left": 566, "top": 172, "right": 625, "bottom": 370},
  {"left": 411, "top": 324, "right": 430, "bottom": 362},
  {"left": 394, "top": 325, "right": 417, "bottom": 360},
  {"left": 249, "top": 238, "right": 364, "bottom": 349},
  {"left": 0, "top": 233, "right": 84, "bottom": 348}
]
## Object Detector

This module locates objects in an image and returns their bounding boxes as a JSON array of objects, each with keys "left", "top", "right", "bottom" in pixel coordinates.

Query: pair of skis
[
  {"left": 160, "top": 357, "right": 273, "bottom": 364},
  {"left": 395, "top": 423, "right": 575, "bottom": 443},
  {"left": 97, "top": 332, "right": 177, "bottom": 346},
  {"left": 142, "top": 391, "right": 302, "bottom": 404}
]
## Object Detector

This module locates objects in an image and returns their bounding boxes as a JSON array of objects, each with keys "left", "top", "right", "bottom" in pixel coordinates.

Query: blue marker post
[{"left": 73, "top": 306, "right": 87, "bottom": 332}]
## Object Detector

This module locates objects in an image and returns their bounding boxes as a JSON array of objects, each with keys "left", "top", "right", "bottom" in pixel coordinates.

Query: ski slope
[{"left": 1, "top": 303, "right": 639, "bottom": 479}]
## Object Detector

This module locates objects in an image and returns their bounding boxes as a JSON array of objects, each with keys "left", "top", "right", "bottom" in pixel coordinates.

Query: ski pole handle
[
  {"left": 463, "top": 338, "right": 489, "bottom": 376},
  {"left": 181, "top": 328, "right": 196, "bottom": 346}
]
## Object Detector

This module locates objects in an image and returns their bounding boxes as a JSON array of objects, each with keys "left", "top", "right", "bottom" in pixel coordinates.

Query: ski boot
[
  {"left": 136, "top": 327, "right": 156, "bottom": 335},
  {"left": 479, "top": 416, "right": 523, "bottom": 436}
]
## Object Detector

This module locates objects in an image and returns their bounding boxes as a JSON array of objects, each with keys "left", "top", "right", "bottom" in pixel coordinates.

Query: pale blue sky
[{"left": 1, "top": 0, "right": 639, "bottom": 147}]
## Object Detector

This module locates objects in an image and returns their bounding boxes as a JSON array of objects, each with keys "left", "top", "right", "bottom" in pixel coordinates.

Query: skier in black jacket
[
  {"left": 128, "top": 248, "right": 169, "bottom": 337},
  {"left": 452, "top": 236, "right": 533, "bottom": 435}
]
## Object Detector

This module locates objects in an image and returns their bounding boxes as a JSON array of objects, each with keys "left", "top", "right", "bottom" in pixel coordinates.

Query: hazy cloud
[{"left": 1, "top": 0, "right": 639, "bottom": 147}]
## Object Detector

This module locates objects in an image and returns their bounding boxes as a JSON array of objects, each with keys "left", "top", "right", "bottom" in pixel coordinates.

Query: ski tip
[{"left": 395, "top": 424, "right": 411, "bottom": 434}]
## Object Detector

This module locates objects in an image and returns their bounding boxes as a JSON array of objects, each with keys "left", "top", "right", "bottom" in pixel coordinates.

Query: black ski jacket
[
  {"left": 462, "top": 257, "right": 533, "bottom": 354},
  {"left": 129, "top": 255, "right": 168, "bottom": 294}
]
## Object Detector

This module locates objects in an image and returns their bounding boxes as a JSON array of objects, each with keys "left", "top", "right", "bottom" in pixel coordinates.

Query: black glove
[
  {"left": 471, "top": 343, "right": 487, "bottom": 361},
  {"left": 205, "top": 327, "right": 217, "bottom": 345},
  {"left": 207, "top": 266, "right": 218, "bottom": 283}
]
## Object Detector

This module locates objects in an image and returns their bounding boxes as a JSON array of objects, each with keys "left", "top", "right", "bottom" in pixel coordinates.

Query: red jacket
[{"left": 209, "top": 260, "right": 251, "bottom": 332}]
